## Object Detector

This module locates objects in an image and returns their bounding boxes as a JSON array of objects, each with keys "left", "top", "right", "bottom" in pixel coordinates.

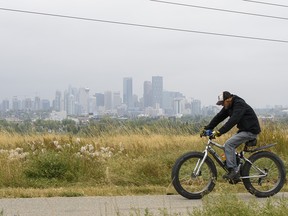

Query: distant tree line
[
  {"left": 1, "top": 115, "right": 288, "bottom": 136},
  {"left": 0, "top": 117, "right": 211, "bottom": 136}
]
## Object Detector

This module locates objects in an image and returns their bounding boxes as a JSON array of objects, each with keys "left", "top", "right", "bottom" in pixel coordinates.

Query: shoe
[{"left": 223, "top": 168, "right": 240, "bottom": 181}]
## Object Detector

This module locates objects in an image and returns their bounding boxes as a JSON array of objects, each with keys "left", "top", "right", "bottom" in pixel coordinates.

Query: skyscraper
[
  {"left": 95, "top": 93, "right": 104, "bottom": 107},
  {"left": 34, "top": 96, "right": 41, "bottom": 111},
  {"left": 123, "top": 77, "right": 133, "bottom": 109},
  {"left": 1, "top": 99, "right": 9, "bottom": 112},
  {"left": 23, "top": 98, "right": 32, "bottom": 111},
  {"left": 191, "top": 99, "right": 201, "bottom": 116},
  {"left": 78, "top": 88, "right": 90, "bottom": 115},
  {"left": 53, "top": 90, "right": 62, "bottom": 112},
  {"left": 41, "top": 99, "right": 51, "bottom": 111},
  {"left": 152, "top": 76, "right": 163, "bottom": 108},
  {"left": 12, "top": 96, "right": 20, "bottom": 111},
  {"left": 113, "top": 91, "right": 121, "bottom": 109},
  {"left": 143, "top": 81, "right": 152, "bottom": 108},
  {"left": 104, "top": 91, "right": 113, "bottom": 111},
  {"left": 163, "top": 91, "right": 183, "bottom": 115},
  {"left": 64, "top": 86, "right": 78, "bottom": 115}
]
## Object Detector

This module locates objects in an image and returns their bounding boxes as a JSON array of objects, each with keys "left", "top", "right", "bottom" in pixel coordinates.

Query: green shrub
[{"left": 24, "top": 152, "right": 77, "bottom": 181}]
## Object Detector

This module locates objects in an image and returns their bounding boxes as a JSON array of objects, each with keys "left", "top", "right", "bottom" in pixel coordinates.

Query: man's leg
[{"left": 223, "top": 131, "right": 257, "bottom": 180}]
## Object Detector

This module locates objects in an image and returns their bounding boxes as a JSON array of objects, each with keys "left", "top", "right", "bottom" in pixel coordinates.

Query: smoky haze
[{"left": 0, "top": 0, "right": 288, "bottom": 108}]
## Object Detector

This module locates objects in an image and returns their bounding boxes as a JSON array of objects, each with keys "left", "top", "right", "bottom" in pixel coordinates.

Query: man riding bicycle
[{"left": 202, "top": 91, "right": 261, "bottom": 181}]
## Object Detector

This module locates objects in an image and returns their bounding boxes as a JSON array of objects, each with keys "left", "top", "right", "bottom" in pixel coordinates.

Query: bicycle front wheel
[
  {"left": 242, "top": 151, "right": 286, "bottom": 197},
  {"left": 171, "top": 151, "right": 217, "bottom": 199}
]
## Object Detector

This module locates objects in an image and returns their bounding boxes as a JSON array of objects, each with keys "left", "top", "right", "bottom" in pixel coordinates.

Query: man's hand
[
  {"left": 200, "top": 129, "right": 212, "bottom": 137},
  {"left": 200, "top": 129, "right": 207, "bottom": 137},
  {"left": 210, "top": 130, "right": 221, "bottom": 139}
]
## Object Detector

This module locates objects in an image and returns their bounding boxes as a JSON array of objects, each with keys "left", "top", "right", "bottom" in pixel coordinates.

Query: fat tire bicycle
[{"left": 171, "top": 132, "right": 286, "bottom": 199}]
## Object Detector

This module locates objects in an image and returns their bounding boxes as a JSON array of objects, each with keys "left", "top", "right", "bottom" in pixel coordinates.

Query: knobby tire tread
[
  {"left": 242, "top": 151, "right": 286, "bottom": 197},
  {"left": 171, "top": 151, "right": 217, "bottom": 199}
]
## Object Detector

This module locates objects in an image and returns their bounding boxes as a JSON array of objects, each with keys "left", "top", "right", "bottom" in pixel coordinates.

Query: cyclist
[{"left": 202, "top": 91, "right": 261, "bottom": 181}]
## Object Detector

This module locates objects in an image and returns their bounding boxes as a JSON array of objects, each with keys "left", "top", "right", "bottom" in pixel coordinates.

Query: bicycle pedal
[{"left": 228, "top": 178, "right": 241, "bottom": 185}]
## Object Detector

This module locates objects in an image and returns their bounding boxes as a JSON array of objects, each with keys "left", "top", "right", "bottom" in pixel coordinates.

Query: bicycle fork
[
  {"left": 193, "top": 150, "right": 209, "bottom": 177},
  {"left": 193, "top": 146, "right": 227, "bottom": 177}
]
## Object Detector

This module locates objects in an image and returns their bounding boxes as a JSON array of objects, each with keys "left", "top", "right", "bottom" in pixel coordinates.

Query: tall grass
[
  {"left": 257, "top": 121, "right": 288, "bottom": 157},
  {"left": 0, "top": 120, "right": 287, "bottom": 197},
  {"left": 190, "top": 193, "right": 288, "bottom": 216}
]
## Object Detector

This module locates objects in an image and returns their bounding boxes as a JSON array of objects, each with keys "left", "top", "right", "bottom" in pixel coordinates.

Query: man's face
[{"left": 223, "top": 98, "right": 232, "bottom": 109}]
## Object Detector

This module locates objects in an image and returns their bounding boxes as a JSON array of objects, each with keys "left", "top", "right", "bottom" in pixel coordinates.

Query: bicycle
[{"left": 171, "top": 130, "right": 286, "bottom": 199}]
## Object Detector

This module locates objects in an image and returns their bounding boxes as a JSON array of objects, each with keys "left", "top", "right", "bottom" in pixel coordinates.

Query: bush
[{"left": 24, "top": 152, "right": 77, "bottom": 181}]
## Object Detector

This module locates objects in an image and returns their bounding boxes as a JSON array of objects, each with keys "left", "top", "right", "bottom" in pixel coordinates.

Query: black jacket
[{"left": 205, "top": 95, "right": 261, "bottom": 135}]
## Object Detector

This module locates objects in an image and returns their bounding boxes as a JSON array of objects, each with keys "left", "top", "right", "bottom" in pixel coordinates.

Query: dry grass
[
  {"left": 0, "top": 124, "right": 287, "bottom": 198},
  {"left": 0, "top": 185, "right": 169, "bottom": 198}
]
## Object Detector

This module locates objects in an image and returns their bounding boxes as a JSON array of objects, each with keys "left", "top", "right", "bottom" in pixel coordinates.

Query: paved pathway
[{"left": 0, "top": 193, "right": 287, "bottom": 216}]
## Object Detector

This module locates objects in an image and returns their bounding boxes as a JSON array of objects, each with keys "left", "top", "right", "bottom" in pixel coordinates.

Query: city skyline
[
  {"left": 1, "top": 0, "right": 288, "bottom": 108},
  {"left": 1, "top": 75, "right": 287, "bottom": 111},
  {"left": 1, "top": 75, "right": 206, "bottom": 118}
]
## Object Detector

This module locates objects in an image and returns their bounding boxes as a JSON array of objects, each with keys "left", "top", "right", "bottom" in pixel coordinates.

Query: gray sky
[{"left": 0, "top": 0, "right": 288, "bottom": 108}]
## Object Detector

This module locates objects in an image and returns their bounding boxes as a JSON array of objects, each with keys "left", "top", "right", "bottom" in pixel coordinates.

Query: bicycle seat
[{"left": 245, "top": 139, "right": 257, "bottom": 147}]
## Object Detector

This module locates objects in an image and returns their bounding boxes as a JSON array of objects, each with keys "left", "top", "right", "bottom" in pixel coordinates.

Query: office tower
[
  {"left": 1, "top": 99, "right": 9, "bottom": 112},
  {"left": 23, "top": 98, "right": 32, "bottom": 111},
  {"left": 53, "top": 90, "right": 62, "bottom": 111},
  {"left": 173, "top": 97, "right": 183, "bottom": 115},
  {"left": 163, "top": 91, "right": 183, "bottom": 115},
  {"left": 78, "top": 88, "right": 90, "bottom": 115},
  {"left": 152, "top": 76, "right": 163, "bottom": 108},
  {"left": 104, "top": 91, "right": 113, "bottom": 111},
  {"left": 64, "top": 86, "right": 78, "bottom": 115},
  {"left": 41, "top": 99, "right": 51, "bottom": 111},
  {"left": 89, "top": 96, "right": 97, "bottom": 115},
  {"left": 66, "top": 94, "right": 75, "bottom": 115},
  {"left": 113, "top": 91, "right": 121, "bottom": 109},
  {"left": 34, "top": 96, "right": 41, "bottom": 111},
  {"left": 12, "top": 97, "right": 20, "bottom": 111},
  {"left": 191, "top": 99, "right": 201, "bottom": 116},
  {"left": 95, "top": 93, "right": 104, "bottom": 107},
  {"left": 123, "top": 77, "right": 133, "bottom": 109},
  {"left": 133, "top": 94, "right": 139, "bottom": 108},
  {"left": 143, "top": 81, "right": 152, "bottom": 108}
]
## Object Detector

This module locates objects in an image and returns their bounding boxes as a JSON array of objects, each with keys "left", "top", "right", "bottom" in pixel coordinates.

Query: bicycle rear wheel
[
  {"left": 242, "top": 151, "right": 286, "bottom": 197},
  {"left": 171, "top": 151, "right": 217, "bottom": 199}
]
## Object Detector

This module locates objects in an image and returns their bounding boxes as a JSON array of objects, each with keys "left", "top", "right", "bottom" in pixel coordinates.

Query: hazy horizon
[
  {"left": 1, "top": 0, "right": 288, "bottom": 108},
  {"left": 1, "top": 79, "right": 287, "bottom": 109}
]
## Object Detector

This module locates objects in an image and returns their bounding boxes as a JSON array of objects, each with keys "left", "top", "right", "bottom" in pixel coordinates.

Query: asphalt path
[{"left": 0, "top": 193, "right": 287, "bottom": 216}]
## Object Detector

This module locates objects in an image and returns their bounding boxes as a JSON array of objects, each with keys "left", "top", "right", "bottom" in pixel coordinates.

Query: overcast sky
[{"left": 0, "top": 0, "right": 287, "bottom": 108}]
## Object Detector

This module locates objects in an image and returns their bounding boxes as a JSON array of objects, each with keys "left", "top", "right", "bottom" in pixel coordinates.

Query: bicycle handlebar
[{"left": 200, "top": 129, "right": 216, "bottom": 139}]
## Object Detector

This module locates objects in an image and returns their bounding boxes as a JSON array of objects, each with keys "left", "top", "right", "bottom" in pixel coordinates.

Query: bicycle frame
[
  {"left": 172, "top": 136, "right": 285, "bottom": 199},
  {"left": 195, "top": 138, "right": 269, "bottom": 180}
]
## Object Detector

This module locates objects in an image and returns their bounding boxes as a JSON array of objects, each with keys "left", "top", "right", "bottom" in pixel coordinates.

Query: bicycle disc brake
[
  {"left": 191, "top": 170, "right": 202, "bottom": 178},
  {"left": 257, "top": 168, "right": 268, "bottom": 186}
]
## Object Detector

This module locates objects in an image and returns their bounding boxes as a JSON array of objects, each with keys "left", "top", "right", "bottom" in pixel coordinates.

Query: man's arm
[
  {"left": 218, "top": 101, "right": 246, "bottom": 134},
  {"left": 205, "top": 108, "right": 229, "bottom": 130}
]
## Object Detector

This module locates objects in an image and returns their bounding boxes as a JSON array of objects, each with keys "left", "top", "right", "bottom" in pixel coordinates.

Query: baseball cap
[{"left": 216, "top": 91, "right": 232, "bottom": 105}]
